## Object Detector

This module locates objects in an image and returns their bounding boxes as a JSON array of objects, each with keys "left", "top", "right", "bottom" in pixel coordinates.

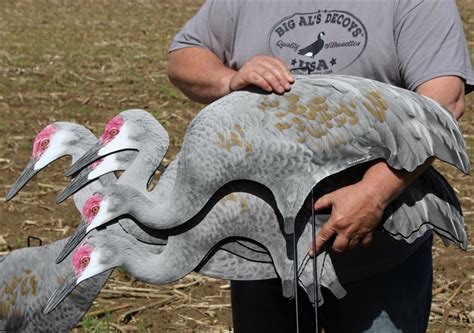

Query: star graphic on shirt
[
  {"left": 291, "top": 59, "right": 297, "bottom": 66},
  {"left": 330, "top": 58, "right": 337, "bottom": 66}
]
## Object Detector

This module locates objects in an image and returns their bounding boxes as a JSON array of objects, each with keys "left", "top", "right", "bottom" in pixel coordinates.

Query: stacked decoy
[{"left": 3, "top": 74, "right": 470, "bottom": 331}]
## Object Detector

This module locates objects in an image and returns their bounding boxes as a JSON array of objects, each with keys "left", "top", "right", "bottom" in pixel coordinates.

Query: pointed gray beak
[
  {"left": 56, "top": 167, "right": 93, "bottom": 204},
  {"left": 5, "top": 158, "right": 40, "bottom": 201},
  {"left": 56, "top": 222, "right": 87, "bottom": 264},
  {"left": 65, "top": 142, "right": 103, "bottom": 177},
  {"left": 44, "top": 274, "right": 78, "bottom": 314}
]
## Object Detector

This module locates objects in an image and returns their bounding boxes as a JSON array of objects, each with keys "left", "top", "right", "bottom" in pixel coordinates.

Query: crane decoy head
[
  {"left": 55, "top": 150, "right": 138, "bottom": 204},
  {"left": 5, "top": 123, "right": 95, "bottom": 201},
  {"left": 65, "top": 109, "right": 169, "bottom": 177},
  {"left": 83, "top": 185, "right": 149, "bottom": 233},
  {"left": 56, "top": 185, "right": 149, "bottom": 263},
  {"left": 45, "top": 232, "right": 120, "bottom": 314}
]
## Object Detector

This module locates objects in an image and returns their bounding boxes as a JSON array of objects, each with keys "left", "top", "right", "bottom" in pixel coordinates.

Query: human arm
[
  {"left": 168, "top": 48, "right": 294, "bottom": 104},
  {"left": 311, "top": 76, "right": 466, "bottom": 254}
]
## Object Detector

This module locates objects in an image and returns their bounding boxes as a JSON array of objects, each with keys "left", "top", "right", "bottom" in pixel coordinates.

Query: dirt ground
[{"left": 0, "top": 1, "right": 473, "bottom": 332}]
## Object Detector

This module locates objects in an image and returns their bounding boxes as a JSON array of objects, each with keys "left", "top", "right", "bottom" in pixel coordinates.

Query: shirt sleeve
[
  {"left": 168, "top": 0, "right": 236, "bottom": 66},
  {"left": 394, "top": 0, "right": 474, "bottom": 92}
]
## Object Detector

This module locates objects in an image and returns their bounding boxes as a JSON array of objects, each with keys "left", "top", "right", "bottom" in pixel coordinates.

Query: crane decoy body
[
  {"left": 66, "top": 75, "right": 469, "bottom": 237},
  {"left": 60, "top": 76, "right": 469, "bottom": 294}
]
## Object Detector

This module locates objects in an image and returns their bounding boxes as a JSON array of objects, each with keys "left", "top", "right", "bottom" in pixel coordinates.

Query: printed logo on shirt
[{"left": 267, "top": 10, "right": 368, "bottom": 75}]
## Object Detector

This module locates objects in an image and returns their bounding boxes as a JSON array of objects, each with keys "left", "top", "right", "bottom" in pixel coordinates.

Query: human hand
[
  {"left": 228, "top": 55, "right": 294, "bottom": 94},
  {"left": 308, "top": 181, "right": 386, "bottom": 256}
]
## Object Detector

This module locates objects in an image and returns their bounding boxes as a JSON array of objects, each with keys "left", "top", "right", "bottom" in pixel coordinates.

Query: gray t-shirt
[
  {"left": 170, "top": 0, "right": 473, "bottom": 91},
  {"left": 169, "top": 0, "right": 473, "bottom": 283}
]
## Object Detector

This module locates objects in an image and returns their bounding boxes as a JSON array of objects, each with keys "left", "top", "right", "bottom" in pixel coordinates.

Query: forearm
[
  {"left": 361, "top": 76, "right": 466, "bottom": 209},
  {"left": 168, "top": 47, "right": 236, "bottom": 104}
]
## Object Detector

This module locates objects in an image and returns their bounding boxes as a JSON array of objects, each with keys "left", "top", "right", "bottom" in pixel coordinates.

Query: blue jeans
[{"left": 231, "top": 236, "right": 433, "bottom": 333}]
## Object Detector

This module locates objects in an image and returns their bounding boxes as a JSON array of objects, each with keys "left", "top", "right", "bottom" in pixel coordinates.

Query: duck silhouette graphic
[{"left": 298, "top": 32, "right": 325, "bottom": 58}]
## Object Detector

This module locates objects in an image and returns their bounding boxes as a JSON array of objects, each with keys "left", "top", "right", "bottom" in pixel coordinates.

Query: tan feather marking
[
  {"left": 318, "top": 111, "right": 331, "bottom": 123},
  {"left": 363, "top": 91, "right": 387, "bottom": 122},
  {"left": 234, "top": 124, "right": 245, "bottom": 137},
  {"left": 324, "top": 120, "right": 334, "bottom": 129},
  {"left": 23, "top": 269, "right": 32, "bottom": 275},
  {"left": 307, "top": 126, "right": 326, "bottom": 139},
  {"left": 344, "top": 106, "right": 357, "bottom": 117},
  {"left": 369, "top": 90, "right": 388, "bottom": 109},
  {"left": 12, "top": 306, "right": 22, "bottom": 320},
  {"left": 274, "top": 122, "right": 292, "bottom": 131},
  {"left": 295, "top": 123, "right": 306, "bottom": 132},
  {"left": 297, "top": 135, "right": 307, "bottom": 144},
  {"left": 274, "top": 111, "right": 289, "bottom": 118},
  {"left": 258, "top": 100, "right": 272, "bottom": 112},
  {"left": 335, "top": 115, "right": 347, "bottom": 127},
  {"left": 20, "top": 277, "right": 29, "bottom": 296},
  {"left": 245, "top": 143, "right": 253, "bottom": 157},
  {"left": 291, "top": 117, "right": 303, "bottom": 125},
  {"left": 0, "top": 302, "right": 9, "bottom": 319},
  {"left": 270, "top": 99, "right": 280, "bottom": 108},
  {"left": 5, "top": 275, "right": 20, "bottom": 295},
  {"left": 302, "top": 110, "right": 317, "bottom": 120},
  {"left": 8, "top": 293, "right": 16, "bottom": 306},
  {"left": 285, "top": 93, "right": 299, "bottom": 104},
  {"left": 311, "top": 96, "right": 327, "bottom": 105},
  {"left": 245, "top": 143, "right": 254, "bottom": 157},
  {"left": 239, "top": 196, "right": 249, "bottom": 213},
  {"left": 289, "top": 104, "right": 307, "bottom": 115},
  {"left": 30, "top": 276, "right": 38, "bottom": 296},
  {"left": 228, "top": 193, "right": 239, "bottom": 202},
  {"left": 362, "top": 100, "right": 385, "bottom": 122},
  {"left": 219, "top": 193, "right": 239, "bottom": 208},
  {"left": 348, "top": 115, "right": 359, "bottom": 125},
  {"left": 230, "top": 131, "right": 243, "bottom": 147}
]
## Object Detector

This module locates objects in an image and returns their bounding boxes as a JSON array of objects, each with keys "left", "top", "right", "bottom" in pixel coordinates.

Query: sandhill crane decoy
[
  {"left": 44, "top": 202, "right": 344, "bottom": 314},
  {"left": 65, "top": 75, "right": 469, "bottom": 239},
  {"left": 1, "top": 123, "right": 116, "bottom": 332}
]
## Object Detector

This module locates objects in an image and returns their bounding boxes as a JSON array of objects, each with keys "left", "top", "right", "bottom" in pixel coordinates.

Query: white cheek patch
[
  {"left": 88, "top": 154, "right": 123, "bottom": 180},
  {"left": 77, "top": 250, "right": 103, "bottom": 284},
  {"left": 34, "top": 131, "right": 75, "bottom": 170},
  {"left": 99, "top": 124, "right": 136, "bottom": 156},
  {"left": 86, "top": 199, "right": 111, "bottom": 233}
]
